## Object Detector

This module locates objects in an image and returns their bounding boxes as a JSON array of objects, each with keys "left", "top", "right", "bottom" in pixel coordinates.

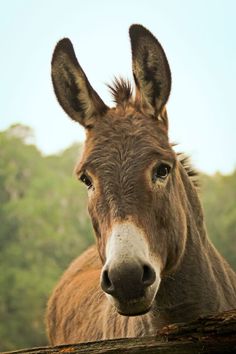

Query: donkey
[{"left": 46, "top": 24, "right": 236, "bottom": 345}]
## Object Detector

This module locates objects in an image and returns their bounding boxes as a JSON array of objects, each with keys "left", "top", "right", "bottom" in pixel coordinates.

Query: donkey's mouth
[
  {"left": 117, "top": 302, "right": 152, "bottom": 316},
  {"left": 107, "top": 294, "right": 154, "bottom": 317}
]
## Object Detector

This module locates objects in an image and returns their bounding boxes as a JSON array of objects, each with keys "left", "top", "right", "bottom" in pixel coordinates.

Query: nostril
[
  {"left": 142, "top": 264, "right": 156, "bottom": 287},
  {"left": 103, "top": 270, "right": 112, "bottom": 287},
  {"left": 101, "top": 269, "right": 115, "bottom": 295}
]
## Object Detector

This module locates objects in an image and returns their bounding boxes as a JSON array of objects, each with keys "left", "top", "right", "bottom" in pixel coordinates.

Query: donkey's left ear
[{"left": 129, "top": 25, "right": 171, "bottom": 118}]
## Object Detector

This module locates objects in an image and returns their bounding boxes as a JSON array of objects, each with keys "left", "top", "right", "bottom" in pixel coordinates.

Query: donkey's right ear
[{"left": 51, "top": 38, "right": 108, "bottom": 128}]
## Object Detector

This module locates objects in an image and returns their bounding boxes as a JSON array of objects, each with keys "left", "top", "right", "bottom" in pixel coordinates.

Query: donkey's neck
[
  {"left": 153, "top": 228, "right": 217, "bottom": 327},
  {"left": 147, "top": 171, "right": 236, "bottom": 331}
]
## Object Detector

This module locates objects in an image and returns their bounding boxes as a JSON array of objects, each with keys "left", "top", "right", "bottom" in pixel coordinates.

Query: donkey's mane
[
  {"left": 107, "top": 77, "right": 133, "bottom": 106},
  {"left": 178, "top": 154, "right": 199, "bottom": 187}
]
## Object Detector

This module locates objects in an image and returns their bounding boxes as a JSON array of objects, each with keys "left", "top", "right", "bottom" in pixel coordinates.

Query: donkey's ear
[
  {"left": 129, "top": 25, "right": 171, "bottom": 116},
  {"left": 51, "top": 38, "right": 108, "bottom": 128}
]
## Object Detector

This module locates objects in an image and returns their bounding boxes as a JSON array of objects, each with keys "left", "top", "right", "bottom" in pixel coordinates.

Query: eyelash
[
  {"left": 79, "top": 173, "right": 93, "bottom": 189},
  {"left": 152, "top": 163, "right": 171, "bottom": 183}
]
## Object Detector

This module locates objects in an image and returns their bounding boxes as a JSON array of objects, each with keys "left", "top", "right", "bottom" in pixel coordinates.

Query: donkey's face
[{"left": 51, "top": 25, "right": 188, "bottom": 316}]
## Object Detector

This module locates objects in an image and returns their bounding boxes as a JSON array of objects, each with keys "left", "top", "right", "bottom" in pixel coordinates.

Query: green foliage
[
  {"left": 200, "top": 172, "right": 236, "bottom": 269},
  {"left": 0, "top": 125, "right": 93, "bottom": 351},
  {"left": 0, "top": 124, "right": 235, "bottom": 351}
]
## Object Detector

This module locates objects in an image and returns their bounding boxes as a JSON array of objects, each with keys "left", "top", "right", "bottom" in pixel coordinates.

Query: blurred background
[{"left": 0, "top": 0, "right": 236, "bottom": 351}]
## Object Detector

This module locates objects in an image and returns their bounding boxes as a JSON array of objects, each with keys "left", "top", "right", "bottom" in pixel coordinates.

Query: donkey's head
[{"left": 52, "top": 25, "right": 189, "bottom": 316}]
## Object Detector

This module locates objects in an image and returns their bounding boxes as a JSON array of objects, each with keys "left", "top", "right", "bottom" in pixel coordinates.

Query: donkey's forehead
[
  {"left": 78, "top": 111, "right": 175, "bottom": 172},
  {"left": 92, "top": 108, "right": 168, "bottom": 140}
]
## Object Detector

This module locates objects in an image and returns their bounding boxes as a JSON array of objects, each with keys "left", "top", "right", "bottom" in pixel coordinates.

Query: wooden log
[{"left": 2, "top": 309, "right": 236, "bottom": 354}]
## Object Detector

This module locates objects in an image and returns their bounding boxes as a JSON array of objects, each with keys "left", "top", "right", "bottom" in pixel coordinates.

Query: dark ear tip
[
  {"left": 52, "top": 38, "right": 74, "bottom": 64},
  {"left": 129, "top": 24, "right": 147, "bottom": 35},
  {"left": 54, "top": 38, "right": 73, "bottom": 52},
  {"left": 129, "top": 24, "right": 155, "bottom": 40}
]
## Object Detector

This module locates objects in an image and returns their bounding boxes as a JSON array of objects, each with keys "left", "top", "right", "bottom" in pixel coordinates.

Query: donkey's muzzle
[{"left": 101, "top": 261, "right": 156, "bottom": 301}]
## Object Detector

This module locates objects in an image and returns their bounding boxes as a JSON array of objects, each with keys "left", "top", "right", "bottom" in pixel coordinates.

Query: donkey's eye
[
  {"left": 79, "top": 173, "right": 92, "bottom": 189},
  {"left": 152, "top": 164, "right": 171, "bottom": 182}
]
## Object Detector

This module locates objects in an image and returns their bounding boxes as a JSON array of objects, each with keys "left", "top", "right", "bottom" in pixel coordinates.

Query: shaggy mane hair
[
  {"left": 178, "top": 154, "right": 199, "bottom": 187},
  {"left": 107, "top": 77, "right": 133, "bottom": 106}
]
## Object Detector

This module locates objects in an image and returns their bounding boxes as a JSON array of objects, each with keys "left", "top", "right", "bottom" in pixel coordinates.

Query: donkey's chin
[
  {"left": 106, "top": 286, "right": 158, "bottom": 317},
  {"left": 116, "top": 298, "right": 152, "bottom": 316}
]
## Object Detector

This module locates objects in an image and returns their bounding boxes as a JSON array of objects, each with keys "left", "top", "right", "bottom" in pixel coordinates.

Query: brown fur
[{"left": 47, "top": 24, "right": 236, "bottom": 345}]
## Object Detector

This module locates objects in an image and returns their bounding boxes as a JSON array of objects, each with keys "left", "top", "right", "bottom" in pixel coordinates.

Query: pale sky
[{"left": 1, "top": 0, "right": 236, "bottom": 174}]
